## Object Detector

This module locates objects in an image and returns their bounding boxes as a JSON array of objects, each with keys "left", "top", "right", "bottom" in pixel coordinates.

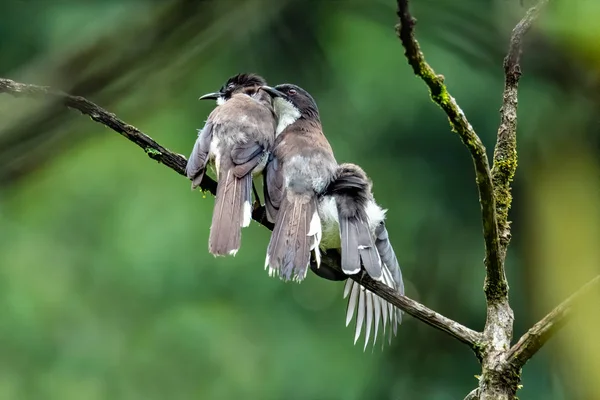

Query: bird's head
[
  {"left": 199, "top": 73, "right": 267, "bottom": 105},
  {"left": 260, "top": 84, "right": 320, "bottom": 132}
]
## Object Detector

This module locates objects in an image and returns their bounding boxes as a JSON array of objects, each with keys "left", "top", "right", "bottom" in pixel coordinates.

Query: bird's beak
[
  {"left": 260, "top": 85, "right": 285, "bottom": 99},
  {"left": 198, "top": 92, "right": 222, "bottom": 100}
]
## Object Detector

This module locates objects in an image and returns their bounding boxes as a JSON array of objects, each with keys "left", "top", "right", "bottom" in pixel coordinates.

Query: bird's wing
[
  {"left": 186, "top": 121, "right": 213, "bottom": 189},
  {"left": 263, "top": 154, "right": 284, "bottom": 223},
  {"left": 226, "top": 94, "right": 276, "bottom": 178},
  {"left": 374, "top": 221, "right": 404, "bottom": 295},
  {"left": 230, "top": 141, "right": 265, "bottom": 177}
]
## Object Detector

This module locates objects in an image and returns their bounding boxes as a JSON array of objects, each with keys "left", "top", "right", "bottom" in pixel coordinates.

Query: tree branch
[
  {"left": 481, "top": 1, "right": 548, "bottom": 398},
  {"left": 0, "top": 77, "right": 480, "bottom": 350},
  {"left": 491, "top": 0, "right": 549, "bottom": 259},
  {"left": 507, "top": 275, "right": 600, "bottom": 368},
  {"left": 350, "top": 273, "right": 482, "bottom": 348},
  {"left": 396, "top": 1, "right": 549, "bottom": 398},
  {"left": 395, "top": 0, "right": 505, "bottom": 302}
]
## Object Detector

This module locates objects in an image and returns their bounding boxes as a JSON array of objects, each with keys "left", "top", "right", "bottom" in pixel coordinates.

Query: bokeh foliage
[{"left": 1, "top": 0, "right": 599, "bottom": 399}]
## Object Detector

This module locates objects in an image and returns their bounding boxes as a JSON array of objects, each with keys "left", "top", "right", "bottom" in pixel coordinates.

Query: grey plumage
[
  {"left": 329, "top": 165, "right": 382, "bottom": 279},
  {"left": 186, "top": 73, "right": 276, "bottom": 257},
  {"left": 321, "top": 163, "right": 405, "bottom": 349}
]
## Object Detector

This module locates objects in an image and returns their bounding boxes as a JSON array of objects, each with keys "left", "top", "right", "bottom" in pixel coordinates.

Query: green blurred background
[{"left": 1, "top": 0, "right": 600, "bottom": 399}]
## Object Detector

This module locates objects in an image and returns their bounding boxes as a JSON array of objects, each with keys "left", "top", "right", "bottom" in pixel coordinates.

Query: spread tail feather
[
  {"left": 209, "top": 169, "right": 252, "bottom": 256},
  {"left": 343, "top": 223, "right": 404, "bottom": 350},
  {"left": 266, "top": 194, "right": 321, "bottom": 282}
]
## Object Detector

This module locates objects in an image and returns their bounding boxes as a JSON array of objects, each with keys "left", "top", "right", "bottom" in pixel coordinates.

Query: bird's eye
[
  {"left": 227, "top": 83, "right": 235, "bottom": 90},
  {"left": 288, "top": 89, "right": 297, "bottom": 95}
]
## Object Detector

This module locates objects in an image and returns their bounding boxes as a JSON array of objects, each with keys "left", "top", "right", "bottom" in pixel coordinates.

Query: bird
[
  {"left": 316, "top": 163, "right": 405, "bottom": 349},
  {"left": 260, "top": 83, "right": 404, "bottom": 348},
  {"left": 185, "top": 73, "right": 276, "bottom": 257},
  {"left": 259, "top": 83, "right": 337, "bottom": 282}
]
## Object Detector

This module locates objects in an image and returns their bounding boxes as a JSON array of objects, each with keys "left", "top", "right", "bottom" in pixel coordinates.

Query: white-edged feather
[
  {"left": 381, "top": 264, "right": 397, "bottom": 329},
  {"left": 242, "top": 201, "right": 252, "bottom": 228},
  {"left": 343, "top": 279, "right": 352, "bottom": 299},
  {"left": 373, "top": 295, "right": 381, "bottom": 346},
  {"left": 381, "top": 288, "right": 389, "bottom": 335},
  {"left": 354, "top": 287, "right": 365, "bottom": 345},
  {"left": 346, "top": 282, "right": 359, "bottom": 327},
  {"left": 364, "top": 291, "right": 374, "bottom": 350}
]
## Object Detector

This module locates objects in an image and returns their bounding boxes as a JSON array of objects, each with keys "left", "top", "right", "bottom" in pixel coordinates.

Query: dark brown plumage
[{"left": 186, "top": 73, "right": 276, "bottom": 256}]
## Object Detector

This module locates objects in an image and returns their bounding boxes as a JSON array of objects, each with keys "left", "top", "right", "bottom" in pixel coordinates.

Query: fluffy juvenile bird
[
  {"left": 260, "top": 84, "right": 404, "bottom": 348},
  {"left": 186, "top": 73, "right": 276, "bottom": 256}
]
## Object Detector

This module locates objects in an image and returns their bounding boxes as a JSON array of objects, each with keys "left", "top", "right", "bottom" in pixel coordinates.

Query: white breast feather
[{"left": 274, "top": 98, "right": 300, "bottom": 136}]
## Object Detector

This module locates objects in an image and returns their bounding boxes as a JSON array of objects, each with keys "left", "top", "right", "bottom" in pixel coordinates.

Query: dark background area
[{"left": 1, "top": 0, "right": 599, "bottom": 399}]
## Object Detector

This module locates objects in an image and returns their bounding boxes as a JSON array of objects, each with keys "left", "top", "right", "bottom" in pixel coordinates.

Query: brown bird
[
  {"left": 259, "top": 83, "right": 338, "bottom": 281},
  {"left": 186, "top": 73, "right": 276, "bottom": 256},
  {"left": 261, "top": 84, "right": 404, "bottom": 348}
]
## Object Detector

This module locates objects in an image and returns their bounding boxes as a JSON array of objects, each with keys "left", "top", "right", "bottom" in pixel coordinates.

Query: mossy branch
[
  {"left": 396, "top": 0, "right": 552, "bottom": 399},
  {"left": 492, "top": 0, "right": 549, "bottom": 257},
  {"left": 0, "top": 76, "right": 481, "bottom": 350},
  {"left": 395, "top": 0, "right": 505, "bottom": 303}
]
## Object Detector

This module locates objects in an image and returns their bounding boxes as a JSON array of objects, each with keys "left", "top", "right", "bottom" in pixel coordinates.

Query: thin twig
[
  {"left": 507, "top": 275, "right": 600, "bottom": 368},
  {"left": 395, "top": 0, "right": 504, "bottom": 302},
  {"left": 0, "top": 77, "right": 479, "bottom": 348}
]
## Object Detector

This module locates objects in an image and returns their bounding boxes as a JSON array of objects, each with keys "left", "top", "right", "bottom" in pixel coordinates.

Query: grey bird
[
  {"left": 317, "top": 163, "right": 405, "bottom": 349},
  {"left": 260, "top": 84, "right": 404, "bottom": 348},
  {"left": 186, "top": 73, "right": 276, "bottom": 256}
]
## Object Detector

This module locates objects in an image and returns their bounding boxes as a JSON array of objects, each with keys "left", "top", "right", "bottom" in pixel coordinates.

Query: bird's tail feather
[
  {"left": 208, "top": 169, "right": 252, "bottom": 256},
  {"left": 344, "top": 222, "right": 404, "bottom": 350},
  {"left": 266, "top": 194, "right": 321, "bottom": 282},
  {"left": 327, "top": 163, "right": 382, "bottom": 280},
  {"left": 338, "top": 214, "right": 382, "bottom": 279}
]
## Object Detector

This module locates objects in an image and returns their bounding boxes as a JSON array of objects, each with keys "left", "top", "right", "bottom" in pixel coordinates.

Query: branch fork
[{"left": 395, "top": 0, "right": 598, "bottom": 398}]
